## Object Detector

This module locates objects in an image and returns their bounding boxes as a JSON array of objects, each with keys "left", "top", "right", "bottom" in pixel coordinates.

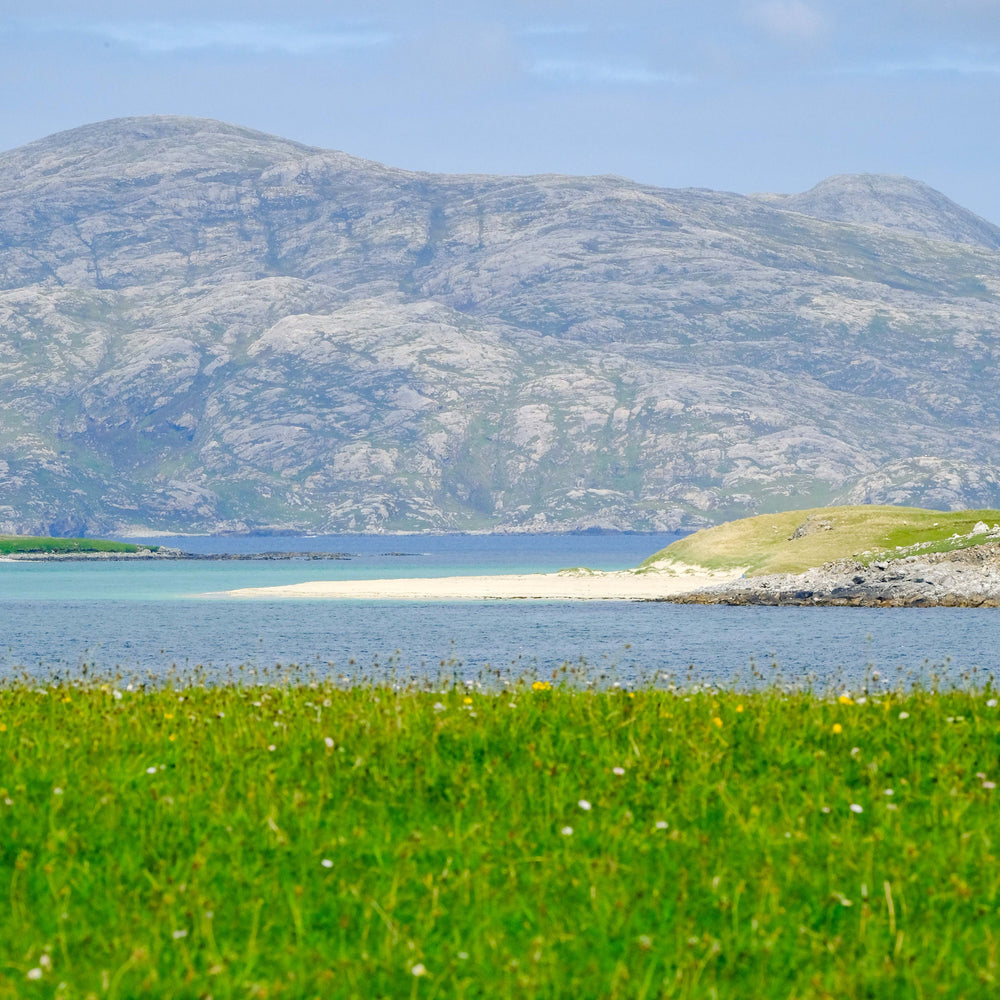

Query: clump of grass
[
  {"left": 0, "top": 678, "right": 997, "bottom": 998},
  {"left": 642, "top": 505, "right": 1000, "bottom": 577},
  {"left": 0, "top": 536, "right": 147, "bottom": 555}
]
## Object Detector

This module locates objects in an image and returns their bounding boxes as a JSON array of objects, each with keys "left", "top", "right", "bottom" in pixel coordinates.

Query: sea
[{"left": 2, "top": 532, "right": 999, "bottom": 691}]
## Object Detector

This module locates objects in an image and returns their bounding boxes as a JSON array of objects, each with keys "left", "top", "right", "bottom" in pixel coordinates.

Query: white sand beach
[{"left": 220, "top": 560, "right": 745, "bottom": 600}]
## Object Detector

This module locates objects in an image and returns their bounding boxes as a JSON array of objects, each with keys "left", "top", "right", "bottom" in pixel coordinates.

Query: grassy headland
[
  {"left": 641, "top": 505, "right": 1000, "bottom": 577},
  {"left": 0, "top": 535, "right": 146, "bottom": 555},
  {"left": 0, "top": 679, "right": 997, "bottom": 998}
]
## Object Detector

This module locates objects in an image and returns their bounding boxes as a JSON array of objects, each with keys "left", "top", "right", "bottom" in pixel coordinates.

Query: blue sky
[{"left": 4, "top": 0, "right": 1000, "bottom": 222}]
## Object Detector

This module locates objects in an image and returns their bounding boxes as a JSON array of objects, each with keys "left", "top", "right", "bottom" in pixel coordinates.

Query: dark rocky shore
[
  {"left": 665, "top": 541, "right": 1000, "bottom": 607},
  {"left": 3, "top": 548, "right": 355, "bottom": 562}
]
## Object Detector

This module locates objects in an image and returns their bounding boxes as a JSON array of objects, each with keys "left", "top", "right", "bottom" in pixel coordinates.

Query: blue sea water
[{"left": 2, "top": 533, "right": 999, "bottom": 690}]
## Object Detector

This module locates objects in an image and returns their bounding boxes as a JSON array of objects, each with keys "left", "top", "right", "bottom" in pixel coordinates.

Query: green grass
[
  {"left": 1, "top": 678, "right": 998, "bottom": 998},
  {"left": 640, "top": 505, "right": 1000, "bottom": 577},
  {"left": 0, "top": 536, "right": 146, "bottom": 555}
]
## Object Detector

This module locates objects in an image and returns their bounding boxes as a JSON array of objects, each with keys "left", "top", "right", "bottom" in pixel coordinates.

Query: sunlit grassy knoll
[
  {"left": 640, "top": 505, "right": 1000, "bottom": 577},
  {"left": 0, "top": 535, "right": 146, "bottom": 555},
  {"left": 0, "top": 680, "right": 998, "bottom": 998}
]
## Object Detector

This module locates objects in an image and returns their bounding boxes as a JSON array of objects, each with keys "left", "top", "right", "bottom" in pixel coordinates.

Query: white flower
[
  {"left": 988, "top": 699, "right": 998, "bottom": 708},
  {"left": 984, "top": 781, "right": 997, "bottom": 791},
  {"left": 457, "top": 951, "right": 469, "bottom": 960},
  {"left": 578, "top": 799, "right": 592, "bottom": 811},
  {"left": 613, "top": 767, "right": 625, "bottom": 776},
  {"left": 850, "top": 747, "right": 861, "bottom": 756},
  {"left": 898, "top": 712, "right": 909, "bottom": 720},
  {"left": 433, "top": 702, "right": 446, "bottom": 712},
  {"left": 171, "top": 929, "right": 187, "bottom": 940},
  {"left": 268, "top": 745, "right": 276, "bottom": 752},
  {"left": 561, "top": 826, "right": 573, "bottom": 835},
  {"left": 112, "top": 689, "right": 123, "bottom": 700},
  {"left": 849, "top": 803, "right": 863, "bottom": 814},
  {"left": 411, "top": 964, "right": 427, "bottom": 977},
  {"left": 26, "top": 968, "right": 42, "bottom": 980},
  {"left": 887, "top": 803, "right": 898, "bottom": 810},
  {"left": 321, "top": 858, "right": 334, "bottom": 868},
  {"left": 324, "top": 737, "right": 334, "bottom": 749},
  {"left": 821, "top": 806, "right": 831, "bottom": 813},
  {"left": 883, "top": 788, "right": 894, "bottom": 796},
  {"left": 52, "top": 787, "right": 63, "bottom": 796},
  {"left": 38, "top": 955, "right": 51, "bottom": 971},
  {"left": 145, "top": 766, "right": 157, "bottom": 775},
  {"left": 655, "top": 820, "right": 668, "bottom": 830}
]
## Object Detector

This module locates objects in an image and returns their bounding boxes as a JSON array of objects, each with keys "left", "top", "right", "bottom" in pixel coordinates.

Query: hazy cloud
[
  {"left": 531, "top": 58, "right": 694, "bottom": 85},
  {"left": 746, "top": 1, "right": 830, "bottom": 43},
  {"left": 20, "top": 18, "right": 391, "bottom": 55}
]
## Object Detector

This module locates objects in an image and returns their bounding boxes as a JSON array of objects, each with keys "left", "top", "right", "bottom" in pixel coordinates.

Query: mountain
[
  {"left": 2, "top": 115, "right": 1000, "bottom": 536},
  {"left": 754, "top": 174, "right": 1000, "bottom": 250}
]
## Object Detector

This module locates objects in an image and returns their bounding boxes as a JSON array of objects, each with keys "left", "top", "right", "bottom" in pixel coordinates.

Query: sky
[{"left": 3, "top": 0, "right": 1000, "bottom": 222}]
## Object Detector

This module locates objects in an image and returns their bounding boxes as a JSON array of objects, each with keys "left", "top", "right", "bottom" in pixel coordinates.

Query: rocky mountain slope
[{"left": 2, "top": 116, "right": 1000, "bottom": 535}]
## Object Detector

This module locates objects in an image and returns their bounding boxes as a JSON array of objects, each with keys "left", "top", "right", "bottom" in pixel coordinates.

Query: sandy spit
[{"left": 217, "top": 561, "right": 745, "bottom": 601}]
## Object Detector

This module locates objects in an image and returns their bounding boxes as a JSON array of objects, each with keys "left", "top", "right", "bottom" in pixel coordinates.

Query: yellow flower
[
  {"left": 463, "top": 697, "right": 473, "bottom": 705},
  {"left": 0, "top": 723, "right": 6, "bottom": 733},
  {"left": 164, "top": 712, "right": 174, "bottom": 720},
  {"left": 168, "top": 734, "right": 176, "bottom": 742},
  {"left": 62, "top": 696, "right": 71, "bottom": 704},
  {"left": 712, "top": 716, "right": 723, "bottom": 728},
  {"left": 532, "top": 681, "right": 552, "bottom": 691},
  {"left": 832, "top": 723, "right": 843, "bottom": 734},
  {"left": 838, "top": 695, "right": 853, "bottom": 705},
  {"left": 736, "top": 704, "right": 744, "bottom": 713}
]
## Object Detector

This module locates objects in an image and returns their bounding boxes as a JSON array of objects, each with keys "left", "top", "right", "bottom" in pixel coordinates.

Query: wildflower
[
  {"left": 838, "top": 695, "right": 853, "bottom": 705},
  {"left": 172, "top": 929, "right": 188, "bottom": 940},
  {"left": 849, "top": 803, "right": 863, "bottom": 814},
  {"left": 578, "top": 799, "right": 592, "bottom": 811},
  {"left": 898, "top": 711, "right": 909, "bottom": 719},
  {"left": 145, "top": 767, "right": 157, "bottom": 775},
  {"left": 984, "top": 781, "right": 997, "bottom": 791},
  {"left": 736, "top": 704, "right": 744, "bottom": 713},
  {"left": 52, "top": 787, "right": 63, "bottom": 796},
  {"left": 112, "top": 690, "right": 122, "bottom": 700},
  {"left": 38, "top": 955, "right": 51, "bottom": 971},
  {"left": 163, "top": 712, "right": 174, "bottom": 720},
  {"left": 655, "top": 820, "right": 668, "bottom": 830},
  {"left": 561, "top": 826, "right": 573, "bottom": 835},
  {"left": 712, "top": 716, "right": 723, "bottom": 728},
  {"left": 883, "top": 788, "right": 894, "bottom": 796},
  {"left": 433, "top": 702, "right": 446, "bottom": 712},
  {"left": 324, "top": 737, "right": 335, "bottom": 749},
  {"left": 831, "top": 723, "right": 843, "bottom": 734},
  {"left": 168, "top": 735, "right": 176, "bottom": 742},
  {"left": 457, "top": 952, "right": 469, "bottom": 960},
  {"left": 268, "top": 745, "right": 276, "bottom": 752},
  {"left": 988, "top": 699, "right": 998, "bottom": 708},
  {"left": 638, "top": 935, "right": 652, "bottom": 950},
  {"left": 26, "top": 969, "right": 42, "bottom": 981},
  {"left": 463, "top": 697, "right": 473, "bottom": 705},
  {"left": 411, "top": 964, "right": 427, "bottom": 977},
  {"left": 613, "top": 766, "right": 625, "bottom": 776},
  {"left": 850, "top": 747, "right": 860, "bottom": 756},
  {"left": 821, "top": 806, "right": 831, "bottom": 814},
  {"left": 532, "top": 681, "right": 552, "bottom": 691},
  {"left": 0, "top": 724, "right": 6, "bottom": 733},
  {"left": 321, "top": 859, "right": 334, "bottom": 868}
]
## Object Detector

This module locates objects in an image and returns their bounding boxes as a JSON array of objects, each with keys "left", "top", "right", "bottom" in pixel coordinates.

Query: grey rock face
[{"left": 2, "top": 116, "right": 1000, "bottom": 535}]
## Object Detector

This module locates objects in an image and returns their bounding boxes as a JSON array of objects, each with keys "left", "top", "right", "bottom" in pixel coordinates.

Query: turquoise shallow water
[{"left": 2, "top": 533, "right": 1000, "bottom": 689}]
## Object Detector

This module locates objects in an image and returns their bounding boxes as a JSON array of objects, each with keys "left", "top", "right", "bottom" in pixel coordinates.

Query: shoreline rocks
[{"left": 664, "top": 541, "right": 1000, "bottom": 607}]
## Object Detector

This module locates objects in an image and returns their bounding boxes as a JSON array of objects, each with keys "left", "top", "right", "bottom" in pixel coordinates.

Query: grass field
[
  {"left": 641, "top": 505, "right": 1000, "bottom": 577},
  {"left": 0, "top": 676, "right": 997, "bottom": 998},
  {"left": 0, "top": 536, "right": 145, "bottom": 555}
]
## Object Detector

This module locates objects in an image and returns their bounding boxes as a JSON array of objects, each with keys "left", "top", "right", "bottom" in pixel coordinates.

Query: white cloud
[
  {"left": 837, "top": 54, "right": 1000, "bottom": 77},
  {"left": 21, "top": 19, "right": 391, "bottom": 55},
  {"left": 531, "top": 58, "right": 693, "bottom": 84},
  {"left": 747, "top": 1, "right": 830, "bottom": 43}
]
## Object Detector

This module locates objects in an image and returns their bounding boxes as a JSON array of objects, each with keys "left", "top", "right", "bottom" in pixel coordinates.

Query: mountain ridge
[{"left": 2, "top": 116, "right": 999, "bottom": 536}]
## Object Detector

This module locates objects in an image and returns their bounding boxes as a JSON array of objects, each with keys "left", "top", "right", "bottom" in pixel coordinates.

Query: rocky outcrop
[
  {"left": 3, "top": 117, "right": 1000, "bottom": 534},
  {"left": 669, "top": 542, "right": 1000, "bottom": 607}
]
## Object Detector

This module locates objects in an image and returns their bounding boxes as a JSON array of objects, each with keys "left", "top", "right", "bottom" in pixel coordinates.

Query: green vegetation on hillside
[
  {"left": 0, "top": 679, "right": 997, "bottom": 998},
  {"left": 641, "top": 505, "right": 1000, "bottom": 577},
  {"left": 0, "top": 535, "right": 144, "bottom": 555}
]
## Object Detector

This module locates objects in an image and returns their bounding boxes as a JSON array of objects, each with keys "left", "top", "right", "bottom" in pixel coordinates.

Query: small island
[{"left": 219, "top": 505, "right": 1000, "bottom": 605}]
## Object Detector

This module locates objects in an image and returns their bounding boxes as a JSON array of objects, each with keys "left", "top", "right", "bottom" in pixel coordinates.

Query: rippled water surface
[{"left": 2, "top": 533, "right": 999, "bottom": 689}]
